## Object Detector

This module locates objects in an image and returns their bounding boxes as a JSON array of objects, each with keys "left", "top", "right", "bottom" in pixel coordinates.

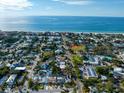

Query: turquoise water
[{"left": 0, "top": 16, "right": 124, "bottom": 33}]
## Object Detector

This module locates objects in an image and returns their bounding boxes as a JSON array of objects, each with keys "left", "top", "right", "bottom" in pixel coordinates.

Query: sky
[{"left": 0, "top": 0, "right": 124, "bottom": 17}]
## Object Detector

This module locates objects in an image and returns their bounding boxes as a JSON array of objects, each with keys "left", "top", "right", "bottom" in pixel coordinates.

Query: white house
[
  {"left": 113, "top": 67, "right": 124, "bottom": 78},
  {"left": 59, "top": 61, "right": 66, "bottom": 69},
  {"left": 85, "top": 66, "right": 98, "bottom": 79}
]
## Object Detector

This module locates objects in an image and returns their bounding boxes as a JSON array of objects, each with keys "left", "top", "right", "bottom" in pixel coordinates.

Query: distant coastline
[{"left": 1, "top": 30, "right": 124, "bottom": 35}]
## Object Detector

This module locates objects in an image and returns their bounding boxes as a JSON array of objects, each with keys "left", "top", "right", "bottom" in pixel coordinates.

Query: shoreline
[{"left": 1, "top": 30, "right": 124, "bottom": 35}]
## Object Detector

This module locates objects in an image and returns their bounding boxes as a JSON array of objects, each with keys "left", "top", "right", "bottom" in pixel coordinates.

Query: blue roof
[{"left": 0, "top": 76, "right": 8, "bottom": 86}]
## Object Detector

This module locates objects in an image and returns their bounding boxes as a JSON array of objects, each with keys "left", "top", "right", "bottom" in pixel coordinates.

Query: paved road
[
  {"left": 22, "top": 54, "right": 41, "bottom": 93},
  {"left": 28, "top": 55, "right": 40, "bottom": 78},
  {"left": 62, "top": 35, "right": 83, "bottom": 93}
]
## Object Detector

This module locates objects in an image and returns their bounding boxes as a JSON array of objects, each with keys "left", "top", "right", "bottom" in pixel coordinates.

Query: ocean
[{"left": 0, "top": 16, "right": 124, "bottom": 33}]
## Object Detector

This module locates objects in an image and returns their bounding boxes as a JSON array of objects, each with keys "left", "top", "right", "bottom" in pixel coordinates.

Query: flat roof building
[
  {"left": 6, "top": 74, "right": 17, "bottom": 88},
  {"left": 15, "top": 67, "right": 26, "bottom": 71}
]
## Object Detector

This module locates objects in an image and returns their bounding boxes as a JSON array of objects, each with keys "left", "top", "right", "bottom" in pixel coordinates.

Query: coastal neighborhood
[{"left": 0, "top": 31, "right": 124, "bottom": 93}]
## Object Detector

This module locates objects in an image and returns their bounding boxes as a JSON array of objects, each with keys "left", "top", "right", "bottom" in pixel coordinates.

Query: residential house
[{"left": 6, "top": 74, "right": 17, "bottom": 88}]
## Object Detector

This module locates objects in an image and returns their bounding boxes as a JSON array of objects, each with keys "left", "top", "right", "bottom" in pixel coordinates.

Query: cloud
[
  {"left": 52, "top": 0, "right": 92, "bottom": 5},
  {"left": 0, "top": 0, "right": 32, "bottom": 10},
  {"left": 45, "top": 7, "right": 53, "bottom": 10}
]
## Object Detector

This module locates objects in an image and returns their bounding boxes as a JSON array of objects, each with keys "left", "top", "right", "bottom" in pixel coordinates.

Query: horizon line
[{"left": 1, "top": 15, "right": 124, "bottom": 18}]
